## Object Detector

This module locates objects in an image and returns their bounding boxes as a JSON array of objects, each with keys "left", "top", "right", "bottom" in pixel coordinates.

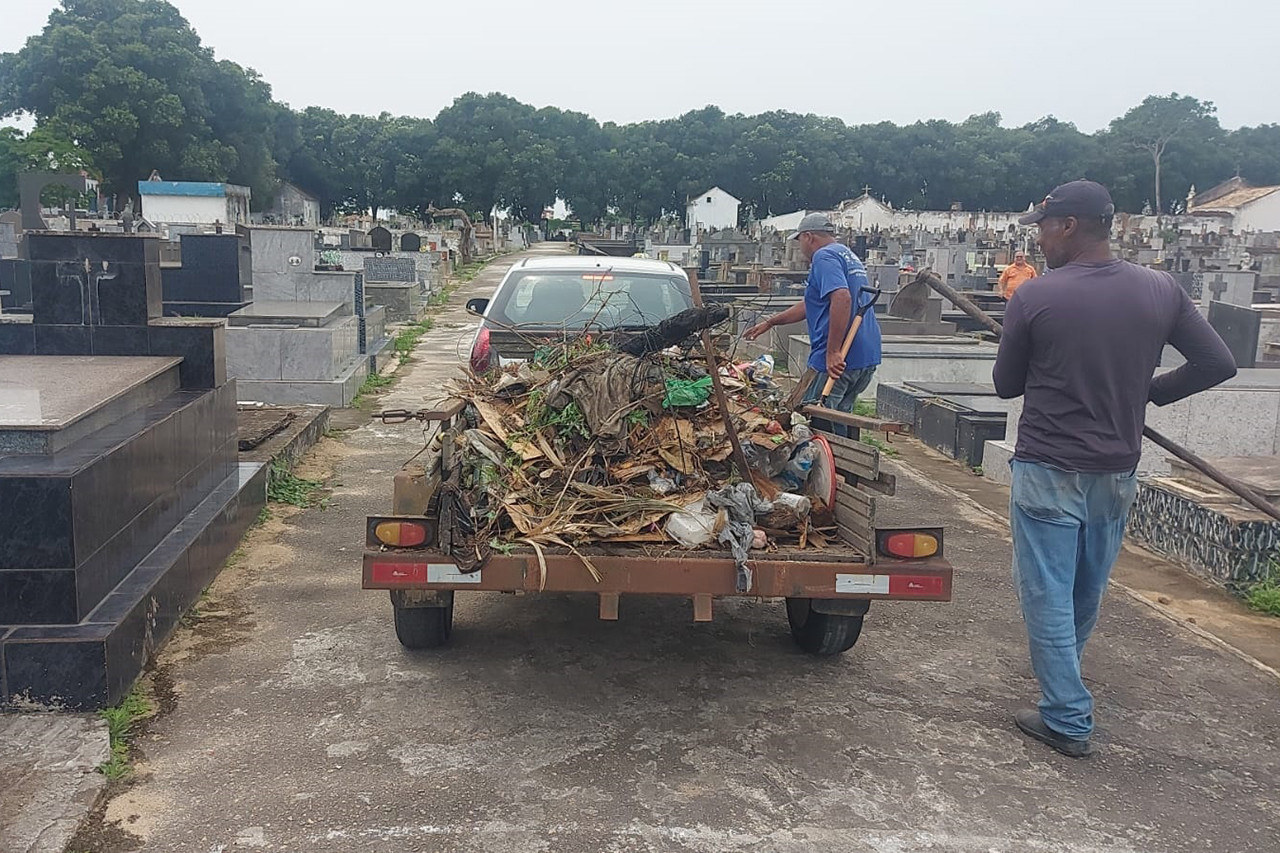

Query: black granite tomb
[
  {"left": 0, "top": 259, "right": 33, "bottom": 313},
  {"left": 0, "top": 232, "right": 265, "bottom": 710},
  {"left": 369, "top": 226, "right": 393, "bottom": 252},
  {"left": 160, "top": 233, "right": 249, "bottom": 317},
  {"left": 1207, "top": 300, "right": 1261, "bottom": 369}
]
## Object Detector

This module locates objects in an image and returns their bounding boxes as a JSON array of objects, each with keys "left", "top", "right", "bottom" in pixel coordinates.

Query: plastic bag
[
  {"left": 665, "top": 498, "right": 718, "bottom": 547},
  {"left": 662, "top": 376, "right": 713, "bottom": 408}
]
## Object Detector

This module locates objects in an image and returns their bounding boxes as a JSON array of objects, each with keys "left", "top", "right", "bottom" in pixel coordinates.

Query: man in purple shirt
[{"left": 994, "top": 180, "right": 1236, "bottom": 758}]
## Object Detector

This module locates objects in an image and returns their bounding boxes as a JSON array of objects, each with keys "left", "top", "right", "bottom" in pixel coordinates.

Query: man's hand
[
  {"left": 825, "top": 351, "right": 846, "bottom": 380},
  {"left": 743, "top": 319, "right": 772, "bottom": 341}
]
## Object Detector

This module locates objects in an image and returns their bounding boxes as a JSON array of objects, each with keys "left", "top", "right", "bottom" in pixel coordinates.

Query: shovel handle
[{"left": 820, "top": 288, "right": 881, "bottom": 397}]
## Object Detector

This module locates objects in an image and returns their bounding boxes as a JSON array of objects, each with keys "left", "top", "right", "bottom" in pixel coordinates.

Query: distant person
[
  {"left": 744, "top": 214, "right": 881, "bottom": 436},
  {"left": 994, "top": 180, "right": 1237, "bottom": 758},
  {"left": 998, "top": 250, "right": 1037, "bottom": 299}
]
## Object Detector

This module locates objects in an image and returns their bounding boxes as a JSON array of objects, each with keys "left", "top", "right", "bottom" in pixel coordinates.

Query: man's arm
[
  {"left": 993, "top": 294, "right": 1030, "bottom": 398},
  {"left": 743, "top": 301, "right": 806, "bottom": 340},
  {"left": 1149, "top": 288, "right": 1237, "bottom": 406},
  {"left": 997, "top": 267, "right": 1014, "bottom": 299}
]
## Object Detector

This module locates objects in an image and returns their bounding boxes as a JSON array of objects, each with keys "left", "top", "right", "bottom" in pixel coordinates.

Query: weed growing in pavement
[
  {"left": 255, "top": 506, "right": 271, "bottom": 526},
  {"left": 393, "top": 318, "right": 435, "bottom": 364},
  {"left": 854, "top": 399, "right": 876, "bottom": 417},
  {"left": 98, "top": 686, "right": 153, "bottom": 780},
  {"left": 358, "top": 371, "right": 395, "bottom": 396},
  {"left": 861, "top": 435, "right": 899, "bottom": 457},
  {"left": 267, "top": 460, "right": 323, "bottom": 507},
  {"left": 179, "top": 585, "right": 214, "bottom": 627},
  {"left": 1246, "top": 572, "right": 1280, "bottom": 617}
]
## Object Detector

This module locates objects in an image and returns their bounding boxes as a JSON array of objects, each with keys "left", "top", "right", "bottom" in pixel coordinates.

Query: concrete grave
[
  {"left": 0, "top": 232, "right": 265, "bottom": 709},
  {"left": 0, "top": 259, "right": 33, "bottom": 313},
  {"left": 1200, "top": 270, "right": 1258, "bottom": 309}
]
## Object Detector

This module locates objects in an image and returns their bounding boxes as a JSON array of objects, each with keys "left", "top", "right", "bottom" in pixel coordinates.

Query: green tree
[
  {"left": 1105, "top": 94, "right": 1221, "bottom": 215},
  {"left": 0, "top": 0, "right": 279, "bottom": 201}
]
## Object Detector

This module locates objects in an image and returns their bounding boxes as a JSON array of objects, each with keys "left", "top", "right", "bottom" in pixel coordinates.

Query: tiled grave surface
[{"left": 0, "top": 232, "right": 265, "bottom": 710}]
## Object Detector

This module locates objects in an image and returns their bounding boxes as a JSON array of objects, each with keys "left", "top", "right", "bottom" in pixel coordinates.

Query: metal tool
[
  {"left": 913, "top": 270, "right": 1280, "bottom": 525},
  {"left": 821, "top": 287, "right": 883, "bottom": 397}
]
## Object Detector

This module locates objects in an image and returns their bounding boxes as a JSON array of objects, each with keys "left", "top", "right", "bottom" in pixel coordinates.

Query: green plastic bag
[{"left": 663, "top": 376, "right": 713, "bottom": 408}]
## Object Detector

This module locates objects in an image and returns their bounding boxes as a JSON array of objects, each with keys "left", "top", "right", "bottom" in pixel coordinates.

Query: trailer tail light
[
  {"left": 374, "top": 521, "right": 428, "bottom": 548},
  {"left": 877, "top": 529, "right": 941, "bottom": 559},
  {"left": 470, "top": 327, "right": 492, "bottom": 373}
]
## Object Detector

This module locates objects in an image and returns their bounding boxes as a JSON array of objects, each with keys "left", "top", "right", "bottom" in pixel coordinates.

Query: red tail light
[
  {"left": 374, "top": 521, "right": 428, "bottom": 548},
  {"left": 879, "top": 531, "right": 940, "bottom": 559},
  {"left": 470, "top": 327, "right": 492, "bottom": 372}
]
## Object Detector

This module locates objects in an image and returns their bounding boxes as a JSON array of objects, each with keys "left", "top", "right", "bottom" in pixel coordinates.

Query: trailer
[{"left": 363, "top": 401, "right": 953, "bottom": 656}]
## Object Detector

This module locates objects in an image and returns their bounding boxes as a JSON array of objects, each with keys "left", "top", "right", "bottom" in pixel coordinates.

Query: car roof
[{"left": 508, "top": 255, "right": 686, "bottom": 276}]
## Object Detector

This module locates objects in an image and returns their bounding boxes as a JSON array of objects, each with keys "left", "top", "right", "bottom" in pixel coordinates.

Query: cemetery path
[{"left": 73, "top": 245, "right": 1280, "bottom": 852}]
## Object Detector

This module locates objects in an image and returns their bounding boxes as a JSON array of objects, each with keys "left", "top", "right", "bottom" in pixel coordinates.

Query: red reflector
[
  {"left": 888, "top": 575, "right": 945, "bottom": 597},
  {"left": 370, "top": 562, "right": 427, "bottom": 585},
  {"left": 882, "top": 532, "right": 939, "bottom": 558},
  {"left": 374, "top": 521, "right": 428, "bottom": 547}
]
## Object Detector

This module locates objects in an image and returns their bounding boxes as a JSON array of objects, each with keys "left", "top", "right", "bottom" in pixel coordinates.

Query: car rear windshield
[{"left": 488, "top": 270, "right": 692, "bottom": 329}]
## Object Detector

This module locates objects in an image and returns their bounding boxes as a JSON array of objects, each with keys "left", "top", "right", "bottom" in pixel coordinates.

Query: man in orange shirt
[{"left": 999, "top": 251, "right": 1038, "bottom": 299}]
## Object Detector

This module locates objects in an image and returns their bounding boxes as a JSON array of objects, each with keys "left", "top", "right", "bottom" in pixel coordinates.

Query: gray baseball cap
[{"left": 790, "top": 212, "right": 838, "bottom": 239}]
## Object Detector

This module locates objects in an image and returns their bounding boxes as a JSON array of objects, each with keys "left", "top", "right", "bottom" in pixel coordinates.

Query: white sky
[{"left": 3, "top": 0, "right": 1277, "bottom": 132}]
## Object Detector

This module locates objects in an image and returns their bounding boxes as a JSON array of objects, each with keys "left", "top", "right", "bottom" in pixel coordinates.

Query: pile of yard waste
[{"left": 440, "top": 311, "right": 839, "bottom": 589}]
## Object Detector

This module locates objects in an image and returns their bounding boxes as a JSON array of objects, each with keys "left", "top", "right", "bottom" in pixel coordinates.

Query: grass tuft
[
  {"left": 267, "top": 460, "right": 323, "bottom": 507},
  {"left": 97, "top": 686, "right": 153, "bottom": 780},
  {"left": 1246, "top": 574, "right": 1280, "bottom": 617}
]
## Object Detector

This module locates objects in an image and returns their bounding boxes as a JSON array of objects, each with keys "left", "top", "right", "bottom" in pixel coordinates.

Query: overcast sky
[{"left": 3, "top": 0, "right": 1277, "bottom": 132}]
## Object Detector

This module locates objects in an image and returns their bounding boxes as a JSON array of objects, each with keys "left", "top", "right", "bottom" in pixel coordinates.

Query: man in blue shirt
[{"left": 745, "top": 214, "right": 882, "bottom": 435}]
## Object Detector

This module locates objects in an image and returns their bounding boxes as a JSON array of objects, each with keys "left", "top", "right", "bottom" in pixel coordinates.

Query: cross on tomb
[
  {"left": 1208, "top": 274, "right": 1228, "bottom": 302},
  {"left": 862, "top": 185, "right": 873, "bottom": 196}
]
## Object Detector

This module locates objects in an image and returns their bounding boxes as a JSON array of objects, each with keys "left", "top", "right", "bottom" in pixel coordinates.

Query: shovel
[{"left": 820, "top": 287, "right": 883, "bottom": 397}]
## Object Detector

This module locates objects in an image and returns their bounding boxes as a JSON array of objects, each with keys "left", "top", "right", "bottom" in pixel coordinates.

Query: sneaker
[{"left": 1014, "top": 708, "right": 1094, "bottom": 758}]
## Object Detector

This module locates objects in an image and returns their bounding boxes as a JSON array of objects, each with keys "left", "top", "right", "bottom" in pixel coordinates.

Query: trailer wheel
[
  {"left": 393, "top": 598, "right": 453, "bottom": 649},
  {"left": 786, "top": 598, "right": 868, "bottom": 656}
]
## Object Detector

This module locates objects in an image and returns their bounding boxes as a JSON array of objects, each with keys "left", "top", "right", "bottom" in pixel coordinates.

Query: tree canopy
[{"left": 3, "top": 0, "right": 1279, "bottom": 224}]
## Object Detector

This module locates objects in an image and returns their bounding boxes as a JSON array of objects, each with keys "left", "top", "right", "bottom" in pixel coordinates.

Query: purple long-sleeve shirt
[{"left": 993, "top": 259, "right": 1237, "bottom": 472}]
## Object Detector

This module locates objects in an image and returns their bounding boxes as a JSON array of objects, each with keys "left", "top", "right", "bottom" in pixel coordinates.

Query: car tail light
[
  {"left": 878, "top": 530, "right": 940, "bottom": 559},
  {"left": 470, "top": 327, "right": 492, "bottom": 372},
  {"left": 374, "top": 521, "right": 428, "bottom": 548}
]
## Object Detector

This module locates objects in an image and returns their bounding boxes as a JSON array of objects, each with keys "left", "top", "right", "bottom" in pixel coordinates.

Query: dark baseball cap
[
  {"left": 1019, "top": 180, "right": 1116, "bottom": 225},
  {"left": 790, "top": 212, "right": 838, "bottom": 239}
]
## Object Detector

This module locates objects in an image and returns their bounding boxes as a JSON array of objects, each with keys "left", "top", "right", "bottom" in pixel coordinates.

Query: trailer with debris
[{"left": 361, "top": 337, "right": 953, "bottom": 656}]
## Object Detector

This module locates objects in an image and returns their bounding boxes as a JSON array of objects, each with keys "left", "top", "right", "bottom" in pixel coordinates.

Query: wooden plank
[
  {"left": 836, "top": 480, "right": 875, "bottom": 508},
  {"left": 803, "top": 404, "right": 909, "bottom": 434},
  {"left": 862, "top": 470, "right": 897, "bottom": 496},
  {"left": 836, "top": 523, "right": 872, "bottom": 555},
  {"left": 834, "top": 490, "right": 874, "bottom": 524},
  {"left": 834, "top": 503, "right": 873, "bottom": 536}
]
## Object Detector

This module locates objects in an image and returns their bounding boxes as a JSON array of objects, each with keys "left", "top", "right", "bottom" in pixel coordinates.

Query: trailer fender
[{"left": 810, "top": 598, "right": 871, "bottom": 617}]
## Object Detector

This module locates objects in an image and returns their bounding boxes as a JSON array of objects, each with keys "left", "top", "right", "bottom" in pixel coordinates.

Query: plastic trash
[
  {"left": 751, "top": 529, "right": 768, "bottom": 549},
  {"left": 776, "top": 439, "right": 818, "bottom": 491},
  {"left": 647, "top": 469, "right": 676, "bottom": 496},
  {"left": 665, "top": 498, "right": 718, "bottom": 547},
  {"left": 662, "top": 376, "right": 713, "bottom": 408},
  {"left": 752, "top": 354, "right": 775, "bottom": 380}
]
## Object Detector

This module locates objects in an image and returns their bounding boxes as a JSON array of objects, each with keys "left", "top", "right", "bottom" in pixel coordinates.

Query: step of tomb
[
  {"left": 226, "top": 300, "right": 348, "bottom": 328},
  {"left": 224, "top": 315, "right": 361, "bottom": 383},
  {"left": 0, "top": 461, "right": 266, "bottom": 710},
  {"left": 233, "top": 352, "right": 368, "bottom": 407},
  {"left": 0, "top": 382, "right": 238, "bottom": 624},
  {"left": 0, "top": 355, "right": 182, "bottom": 456}
]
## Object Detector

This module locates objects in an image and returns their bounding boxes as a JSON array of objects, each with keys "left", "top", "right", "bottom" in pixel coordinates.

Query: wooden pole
[
  {"left": 915, "top": 271, "right": 1280, "bottom": 523},
  {"left": 685, "top": 268, "right": 755, "bottom": 485}
]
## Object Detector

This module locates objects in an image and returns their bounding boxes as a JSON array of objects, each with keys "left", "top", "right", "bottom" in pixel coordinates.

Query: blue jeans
[
  {"left": 803, "top": 366, "right": 876, "bottom": 438},
  {"left": 1010, "top": 460, "right": 1139, "bottom": 740}
]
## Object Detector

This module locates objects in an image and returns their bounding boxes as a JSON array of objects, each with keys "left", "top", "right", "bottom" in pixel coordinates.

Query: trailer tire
[
  {"left": 393, "top": 599, "right": 453, "bottom": 649},
  {"left": 786, "top": 597, "right": 867, "bottom": 656}
]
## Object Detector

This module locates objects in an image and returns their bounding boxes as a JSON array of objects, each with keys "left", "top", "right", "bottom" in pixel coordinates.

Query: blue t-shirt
[{"left": 805, "top": 243, "right": 882, "bottom": 372}]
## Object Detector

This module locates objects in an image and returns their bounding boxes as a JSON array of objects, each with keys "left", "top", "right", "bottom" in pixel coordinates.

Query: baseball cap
[
  {"left": 1019, "top": 180, "right": 1116, "bottom": 226},
  {"left": 790, "top": 212, "right": 838, "bottom": 239}
]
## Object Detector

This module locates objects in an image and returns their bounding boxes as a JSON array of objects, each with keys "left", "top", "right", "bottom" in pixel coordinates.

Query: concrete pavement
[{"left": 65, "top": 244, "right": 1280, "bottom": 852}]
